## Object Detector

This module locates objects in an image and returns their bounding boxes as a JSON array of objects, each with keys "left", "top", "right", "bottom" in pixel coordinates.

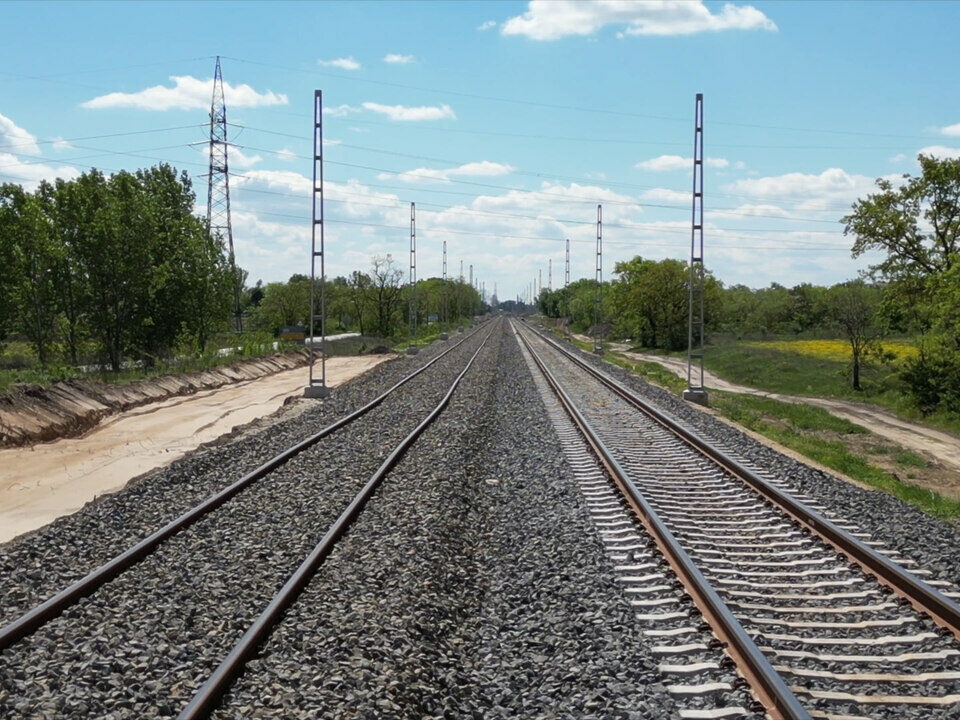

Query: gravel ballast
[
  {"left": 550, "top": 326, "right": 960, "bottom": 593},
  {"left": 0, "top": 325, "right": 486, "bottom": 624},
  {"left": 211, "top": 320, "right": 672, "bottom": 719}
]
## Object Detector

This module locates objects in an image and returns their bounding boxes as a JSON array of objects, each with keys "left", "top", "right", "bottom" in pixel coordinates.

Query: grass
[
  {"left": 672, "top": 339, "right": 960, "bottom": 437},
  {"left": 0, "top": 334, "right": 302, "bottom": 393}
]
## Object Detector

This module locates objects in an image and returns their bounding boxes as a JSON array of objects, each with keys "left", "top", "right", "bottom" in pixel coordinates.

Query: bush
[{"left": 901, "top": 338, "right": 960, "bottom": 414}]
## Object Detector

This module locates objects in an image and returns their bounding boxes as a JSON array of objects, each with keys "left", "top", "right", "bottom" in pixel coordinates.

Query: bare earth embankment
[{"left": 0, "top": 355, "right": 394, "bottom": 543}]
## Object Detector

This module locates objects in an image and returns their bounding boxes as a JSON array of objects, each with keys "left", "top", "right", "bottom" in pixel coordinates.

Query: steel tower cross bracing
[
  {"left": 593, "top": 204, "right": 604, "bottom": 355},
  {"left": 304, "top": 90, "right": 329, "bottom": 398},
  {"left": 409, "top": 202, "right": 417, "bottom": 339},
  {"left": 684, "top": 93, "right": 709, "bottom": 406},
  {"left": 206, "top": 56, "right": 243, "bottom": 333},
  {"left": 564, "top": 238, "right": 570, "bottom": 287}
]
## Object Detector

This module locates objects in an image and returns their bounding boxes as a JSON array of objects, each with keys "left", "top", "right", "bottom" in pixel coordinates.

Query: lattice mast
[
  {"left": 305, "top": 90, "right": 329, "bottom": 398},
  {"left": 684, "top": 93, "right": 708, "bottom": 405},
  {"left": 409, "top": 202, "right": 417, "bottom": 338},
  {"left": 206, "top": 56, "right": 243, "bottom": 332},
  {"left": 564, "top": 239, "right": 570, "bottom": 287},
  {"left": 441, "top": 238, "right": 448, "bottom": 323},
  {"left": 593, "top": 204, "right": 603, "bottom": 354},
  {"left": 548, "top": 259, "right": 552, "bottom": 291}
]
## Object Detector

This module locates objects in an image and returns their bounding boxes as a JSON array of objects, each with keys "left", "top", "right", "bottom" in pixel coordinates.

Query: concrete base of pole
[
  {"left": 593, "top": 347, "right": 605, "bottom": 356},
  {"left": 458, "top": 326, "right": 464, "bottom": 333},
  {"left": 406, "top": 346, "right": 420, "bottom": 355},
  {"left": 303, "top": 384, "right": 331, "bottom": 399},
  {"left": 439, "top": 333, "right": 449, "bottom": 340},
  {"left": 682, "top": 388, "right": 709, "bottom": 407}
]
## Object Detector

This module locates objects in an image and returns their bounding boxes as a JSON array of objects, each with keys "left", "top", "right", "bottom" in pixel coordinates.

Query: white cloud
[
  {"left": 361, "top": 102, "right": 455, "bottom": 121},
  {"left": 502, "top": 0, "right": 776, "bottom": 41},
  {"left": 636, "top": 154, "right": 729, "bottom": 171},
  {"left": 940, "top": 123, "right": 960, "bottom": 137},
  {"left": 51, "top": 137, "right": 72, "bottom": 151},
  {"left": 198, "top": 143, "right": 261, "bottom": 169},
  {"left": 324, "top": 104, "right": 361, "bottom": 118},
  {"left": 734, "top": 160, "right": 747, "bottom": 170},
  {"left": 918, "top": 145, "right": 960, "bottom": 160},
  {"left": 723, "top": 167, "right": 876, "bottom": 211},
  {"left": 640, "top": 187, "right": 689, "bottom": 204},
  {"left": 319, "top": 57, "right": 361, "bottom": 71},
  {"left": 383, "top": 53, "right": 416, "bottom": 64},
  {"left": 478, "top": 19, "right": 497, "bottom": 31},
  {"left": 276, "top": 147, "right": 296, "bottom": 162},
  {"left": 890, "top": 153, "right": 907, "bottom": 163},
  {"left": 378, "top": 160, "right": 516, "bottom": 184},
  {"left": 0, "top": 112, "right": 40, "bottom": 155},
  {"left": 82, "top": 76, "right": 288, "bottom": 111},
  {"left": 731, "top": 203, "right": 790, "bottom": 217}
]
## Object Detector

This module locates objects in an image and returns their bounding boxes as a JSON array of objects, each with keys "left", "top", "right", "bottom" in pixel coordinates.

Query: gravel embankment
[
  {"left": 550, "top": 327, "right": 960, "bottom": 589},
  {"left": 0, "top": 326, "right": 487, "bottom": 625},
  {"left": 0, "top": 325, "right": 495, "bottom": 718},
  {"left": 211, "top": 321, "right": 672, "bottom": 719}
]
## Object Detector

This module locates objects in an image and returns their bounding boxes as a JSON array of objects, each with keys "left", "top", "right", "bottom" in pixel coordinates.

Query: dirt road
[
  {"left": 611, "top": 342, "right": 960, "bottom": 473},
  {"left": 0, "top": 355, "right": 394, "bottom": 543}
]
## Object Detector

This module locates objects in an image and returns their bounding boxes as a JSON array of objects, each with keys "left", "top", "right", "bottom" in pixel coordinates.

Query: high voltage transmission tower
[
  {"left": 206, "top": 56, "right": 243, "bottom": 333},
  {"left": 684, "top": 93, "right": 708, "bottom": 406},
  {"left": 593, "top": 204, "right": 604, "bottom": 355}
]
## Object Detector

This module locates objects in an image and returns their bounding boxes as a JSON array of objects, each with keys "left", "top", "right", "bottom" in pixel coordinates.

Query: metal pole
[
  {"left": 593, "top": 204, "right": 604, "bottom": 355},
  {"left": 564, "top": 238, "right": 570, "bottom": 288},
  {"left": 305, "top": 90, "right": 329, "bottom": 398},
  {"left": 548, "top": 259, "right": 552, "bottom": 291},
  {"left": 406, "top": 202, "right": 419, "bottom": 354},
  {"left": 442, "top": 238, "right": 447, "bottom": 324},
  {"left": 684, "top": 93, "right": 708, "bottom": 406}
]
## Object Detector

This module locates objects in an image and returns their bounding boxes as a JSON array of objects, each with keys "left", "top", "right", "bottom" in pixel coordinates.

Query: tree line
[
  {"left": 0, "top": 166, "right": 234, "bottom": 371},
  {"left": 538, "top": 155, "right": 960, "bottom": 414},
  {"left": 247, "top": 255, "right": 484, "bottom": 339}
]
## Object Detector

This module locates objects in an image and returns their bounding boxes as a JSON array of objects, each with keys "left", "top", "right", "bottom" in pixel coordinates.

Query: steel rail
[
  {"left": 514, "top": 323, "right": 809, "bottom": 719},
  {"left": 177, "top": 324, "right": 496, "bottom": 719},
  {"left": 526, "top": 321, "right": 960, "bottom": 640},
  {"left": 0, "top": 322, "right": 490, "bottom": 651}
]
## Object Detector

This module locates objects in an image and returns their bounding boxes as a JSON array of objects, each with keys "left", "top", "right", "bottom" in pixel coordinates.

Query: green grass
[
  {"left": 665, "top": 341, "right": 960, "bottom": 438},
  {"left": 709, "top": 391, "right": 960, "bottom": 522},
  {"left": 0, "top": 335, "right": 302, "bottom": 393}
]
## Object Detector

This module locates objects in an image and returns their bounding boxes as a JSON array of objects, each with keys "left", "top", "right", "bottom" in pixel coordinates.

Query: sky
[{"left": 2, "top": 1, "right": 960, "bottom": 303}]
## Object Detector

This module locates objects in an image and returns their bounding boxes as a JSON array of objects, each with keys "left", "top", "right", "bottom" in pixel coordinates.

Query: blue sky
[{"left": 2, "top": 1, "right": 959, "bottom": 302}]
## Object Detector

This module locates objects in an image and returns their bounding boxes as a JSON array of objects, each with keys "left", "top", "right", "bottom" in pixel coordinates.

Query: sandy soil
[
  {"left": 609, "top": 342, "right": 960, "bottom": 474},
  {"left": 0, "top": 355, "right": 394, "bottom": 543}
]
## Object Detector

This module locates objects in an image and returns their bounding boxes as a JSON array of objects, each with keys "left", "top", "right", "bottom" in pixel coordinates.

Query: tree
[
  {"left": 369, "top": 255, "right": 404, "bottom": 337},
  {"left": 831, "top": 281, "right": 880, "bottom": 391},
  {"left": 2, "top": 184, "right": 57, "bottom": 365},
  {"left": 346, "top": 270, "right": 371, "bottom": 335}
]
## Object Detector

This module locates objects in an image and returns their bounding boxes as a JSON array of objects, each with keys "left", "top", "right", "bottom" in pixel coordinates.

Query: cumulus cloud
[
  {"left": 502, "top": 0, "right": 777, "bottom": 41},
  {"left": 51, "top": 137, "right": 73, "bottom": 151},
  {"left": 361, "top": 102, "right": 455, "bottom": 121},
  {"left": 383, "top": 53, "right": 416, "bottom": 64},
  {"left": 918, "top": 145, "right": 960, "bottom": 160},
  {"left": 478, "top": 20, "right": 497, "bottom": 31},
  {"left": 636, "top": 154, "right": 729, "bottom": 171},
  {"left": 324, "top": 104, "right": 361, "bottom": 118},
  {"left": 940, "top": 123, "right": 960, "bottom": 137},
  {"left": 640, "top": 187, "right": 689, "bottom": 204},
  {"left": 378, "top": 160, "right": 515, "bottom": 184},
  {"left": 723, "top": 167, "right": 876, "bottom": 211},
  {"left": 319, "top": 57, "right": 361, "bottom": 71},
  {"left": 82, "top": 76, "right": 288, "bottom": 111},
  {"left": 0, "top": 112, "right": 41, "bottom": 155}
]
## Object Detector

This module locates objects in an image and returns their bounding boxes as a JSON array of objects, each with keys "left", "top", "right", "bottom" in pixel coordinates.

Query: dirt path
[
  {"left": 0, "top": 355, "right": 394, "bottom": 543},
  {"left": 609, "top": 342, "right": 960, "bottom": 473}
]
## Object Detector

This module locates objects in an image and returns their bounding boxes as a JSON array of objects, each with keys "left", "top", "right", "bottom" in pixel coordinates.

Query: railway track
[
  {"left": 514, "top": 319, "right": 960, "bottom": 720},
  {"left": 0, "top": 320, "right": 496, "bottom": 718}
]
